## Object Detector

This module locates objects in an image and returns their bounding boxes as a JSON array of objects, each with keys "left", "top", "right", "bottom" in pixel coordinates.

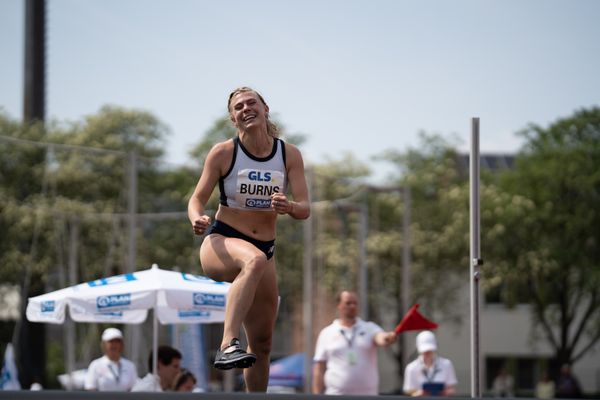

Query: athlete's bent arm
[
  {"left": 312, "top": 361, "right": 326, "bottom": 394},
  {"left": 273, "top": 143, "right": 310, "bottom": 219},
  {"left": 188, "top": 142, "right": 229, "bottom": 235}
]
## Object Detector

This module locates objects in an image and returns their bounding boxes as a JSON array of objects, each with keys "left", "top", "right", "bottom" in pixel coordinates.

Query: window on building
[{"left": 486, "top": 356, "right": 556, "bottom": 396}]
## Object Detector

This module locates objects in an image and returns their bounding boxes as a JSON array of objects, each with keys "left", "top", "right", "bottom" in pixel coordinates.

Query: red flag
[{"left": 395, "top": 304, "right": 438, "bottom": 334}]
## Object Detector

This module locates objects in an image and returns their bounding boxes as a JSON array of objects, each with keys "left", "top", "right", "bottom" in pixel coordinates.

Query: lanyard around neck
[
  {"left": 339, "top": 326, "right": 357, "bottom": 348},
  {"left": 107, "top": 361, "right": 121, "bottom": 383},
  {"left": 422, "top": 360, "right": 440, "bottom": 382}
]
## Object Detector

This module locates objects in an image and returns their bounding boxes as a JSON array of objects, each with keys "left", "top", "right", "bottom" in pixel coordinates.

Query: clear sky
[{"left": 1, "top": 0, "right": 599, "bottom": 182}]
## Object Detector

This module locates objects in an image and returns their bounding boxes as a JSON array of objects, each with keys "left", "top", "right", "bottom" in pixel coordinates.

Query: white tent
[{"left": 26, "top": 264, "right": 230, "bottom": 385}]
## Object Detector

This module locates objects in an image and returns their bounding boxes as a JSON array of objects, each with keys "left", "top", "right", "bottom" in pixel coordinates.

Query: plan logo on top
[
  {"left": 193, "top": 292, "right": 226, "bottom": 308},
  {"left": 96, "top": 293, "right": 132, "bottom": 310}
]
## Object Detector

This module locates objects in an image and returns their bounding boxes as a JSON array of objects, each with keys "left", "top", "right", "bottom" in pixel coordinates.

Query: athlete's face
[
  {"left": 337, "top": 291, "right": 359, "bottom": 320},
  {"left": 229, "top": 91, "right": 269, "bottom": 131}
]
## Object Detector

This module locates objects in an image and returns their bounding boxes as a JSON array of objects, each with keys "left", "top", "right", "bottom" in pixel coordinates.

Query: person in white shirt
[
  {"left": 84, "top": 327, "right": 138, "bottom": 391},
  {"left": 131, "top": 345, "right": 181, "bottom": 392},
  {"left": 312, "top": 290, "right": 397, "bottom": 395},
  {"left": 403, "top": 330, "right": 457, "bottom": 396}
]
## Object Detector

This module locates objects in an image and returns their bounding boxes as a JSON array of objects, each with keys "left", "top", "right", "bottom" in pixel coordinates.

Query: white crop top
[{"left": 219, "top": 137, "right": 287, "bottom": 210}]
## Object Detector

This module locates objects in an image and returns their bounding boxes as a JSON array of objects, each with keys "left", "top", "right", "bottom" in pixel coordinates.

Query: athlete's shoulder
[
  {"left": 281, "top": 139, "right": 299, "bottom": 152},
  {"left": 207, "top": 138, "right": 235, "bottom": 159},
  {"left": 281, "top": 140, "right": 304, "bottom": 163},
  {"left": 213, "top": 138, "right": 235, "bottom": 152}
]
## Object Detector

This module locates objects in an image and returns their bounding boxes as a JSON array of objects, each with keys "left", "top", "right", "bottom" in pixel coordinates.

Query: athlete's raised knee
[{"left": 243, "top": 253, "right": 269, "bottom": 275}]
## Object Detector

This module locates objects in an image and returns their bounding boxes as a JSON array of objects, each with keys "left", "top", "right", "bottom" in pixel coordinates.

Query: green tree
[
  {"left": 309, "top": 153, "right": 372, "bottom": 293},
  {"left": 0, "top": 107, "right": 193, "bottom": 386},
  {"left": 485, "top": 107, "right": 600, "bottom": 366},
  {"left": 376, "top": 133, "right": 470, "bottom": 321}
]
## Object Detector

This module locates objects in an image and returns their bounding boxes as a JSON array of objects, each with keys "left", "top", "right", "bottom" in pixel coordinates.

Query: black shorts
[{"left": 206, "top": 220, "right": 275, "bottom": 260}]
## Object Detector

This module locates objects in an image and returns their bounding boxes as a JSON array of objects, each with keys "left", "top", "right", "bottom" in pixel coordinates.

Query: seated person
[
  {"left": 131, "top": 345, "right": 181, "bottom": 392},
  {"left": 403, "top": 331, "right": 457, "bottom": 397},
  {"left": 173, "top": 369, "right": 197, "bottom": 392}
]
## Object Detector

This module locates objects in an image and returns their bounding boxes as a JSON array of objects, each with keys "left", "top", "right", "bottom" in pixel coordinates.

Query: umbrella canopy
[
  {"left": 268, "top": 353, "right": 305, "bottom": 388},
  {"left": 26, "top": 264, "right": 230, "bottom": 325},
  {"left": 26, "top": 264, "right": 230, "bottom": 388}
]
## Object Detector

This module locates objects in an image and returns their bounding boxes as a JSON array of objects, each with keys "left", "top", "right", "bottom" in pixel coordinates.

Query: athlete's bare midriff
[{"left": 214, "top": 204, "right": 277, "bottom": 241}]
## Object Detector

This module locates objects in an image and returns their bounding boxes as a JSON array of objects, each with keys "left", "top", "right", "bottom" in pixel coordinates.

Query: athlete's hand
[
  {"left": 271, "top": 193, "right": 293, "bottom": 215},
  {"left": 192, "top": 215, "right": 212, "bottom": 235}
]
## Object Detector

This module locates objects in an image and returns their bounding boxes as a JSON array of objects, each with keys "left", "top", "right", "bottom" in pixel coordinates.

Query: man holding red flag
[{"left": 312, "top": 290, "right": 397, "bottom": 395}]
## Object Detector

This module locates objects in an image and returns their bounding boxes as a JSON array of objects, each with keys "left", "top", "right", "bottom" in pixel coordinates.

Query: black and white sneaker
[{"left": 214, "top": 338, "right": 257, "bottom": 370}]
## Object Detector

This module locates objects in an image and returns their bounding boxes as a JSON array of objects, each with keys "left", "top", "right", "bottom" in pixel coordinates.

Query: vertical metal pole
[
  {"left": 127, "top": 150, "right": 138, "bottom": 274},
  {"left": 470, "top": 118, "right": 482, "bottom": 398},
  {"left": 66, "top": 218, "right": 79, "bottom": 391},
  {"left": 401, "top": 186, "right": 411, "bottom": 368},
  {"left": 19, "top": 0, "right": 47, "bottom": 386},
  {"left": 126, "top": 151, "right": 140, "bottom": 366},
  {"left": 152, "top": 309, "right": 159, "bottom": 391},
  {"left": 23, "top": 0, "right": 46, "bottom": 123},
  {"left": 358, "top": 204, "right": 368, "bottom": 320},
  {"left": 223, "top": 370, "right": 235, "bottom": 392},
  {"left": 302, "top": 168, "right": 314, "bottom": 393}
]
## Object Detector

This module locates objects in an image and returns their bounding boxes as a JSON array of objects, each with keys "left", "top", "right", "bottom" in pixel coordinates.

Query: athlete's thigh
[
  {"left": 199, "top": 234, "right": 265, "bottom": 282},
  {"left": 243, "top": 260, "right": 279, "bottom": 345}
]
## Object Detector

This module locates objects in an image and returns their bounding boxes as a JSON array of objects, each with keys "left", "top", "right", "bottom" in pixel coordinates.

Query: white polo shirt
[
  {"left": 84, "top": 355, "right": 138, "bottom": 391},
  {"left": 403, "top": 354, "right": 458, "bottom": 394},
  {"left": 131, "top": 373, "right": 162, "bottom": 392},
  {"left": 313, "top": 318, "right": 384, "bottom": 395}
]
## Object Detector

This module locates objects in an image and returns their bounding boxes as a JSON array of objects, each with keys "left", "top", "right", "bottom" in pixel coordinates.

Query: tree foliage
[
  {"left": 375, "top": 134, "right": 470, "bottom": 323},
  {"left": 0, "top": 106, "right": 196, "bottom": 288},
  {"left": 485, "top": 107, "right": 600, "bottom": 366}
]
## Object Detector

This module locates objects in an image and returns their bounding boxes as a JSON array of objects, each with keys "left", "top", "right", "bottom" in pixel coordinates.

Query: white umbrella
[{"left": 26, "top": 264, "right": 230, "bottom": 381}]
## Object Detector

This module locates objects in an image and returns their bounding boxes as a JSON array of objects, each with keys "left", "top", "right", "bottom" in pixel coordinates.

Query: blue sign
[
  {"left": 193, "top": 293, "right": 225, "bottom": 307},
  {"left": 41, "top": 300, "right": 55, "bottom": 313},
  {"left": 96, "top": 311, "right": 124, "bottom": 317},
  {"left": 178, "top": 310, "right": 211, "bottom": 318},
  {"left": 97, "top": 293, "right": 131, "bottom": 309}
]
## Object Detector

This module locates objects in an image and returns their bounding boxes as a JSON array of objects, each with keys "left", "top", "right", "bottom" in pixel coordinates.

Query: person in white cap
[
  {"left": 84, "top": 327, "right": 138, "bottom": 391},
  {"left": 403, "top": 330, "right": 457, "bottom": 396}
]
